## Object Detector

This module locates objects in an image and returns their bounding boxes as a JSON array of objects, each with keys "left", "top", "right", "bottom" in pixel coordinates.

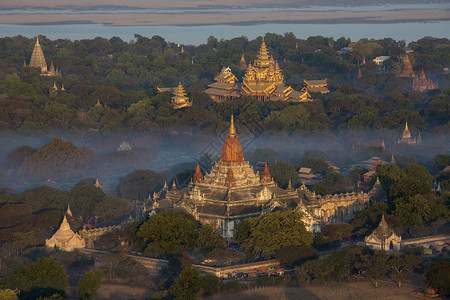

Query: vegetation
[
  {"left": 0, "top": 35, "right": 448, "bottom": 135},
  {"left": 235, "top": 211, "right": 314, "bottom": 258},
  {"left": 76, "top": 270, "right": 104, "bottom": 300}
]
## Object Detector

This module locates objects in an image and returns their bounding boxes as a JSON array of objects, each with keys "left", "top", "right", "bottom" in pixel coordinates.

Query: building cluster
[
  {"left": 146, "top": 116, "right": 386, "bottom": 238},
  {"left": 159, "top": 39, "right": 329, "bottom": 109},
  {"left": 397, "top": 55, "right": 438, "bottom": 92}
]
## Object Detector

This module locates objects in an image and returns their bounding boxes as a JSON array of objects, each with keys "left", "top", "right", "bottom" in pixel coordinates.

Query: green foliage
[
  {"left": 235, "top": 211, "right": 314, "bottom": 258},
  {"left": 76, "top": 270, "right": 104, "bottom": 300},
  {"left": 300, "top": 158, "right": 330, "bottom": 174},
  {"left": 136, "top": 211, "right": 198, "bottom": 257},
  {"left": 275, "top": 245, "right": 318, "bottom": 268},
  {"left": 200, "top": 274, "right": 220, "bottom": 296},
  {"left": 269, "top": 162, "right": 300, "bottom": 188},
  {"left": 321, "top": 223, "right": 353, "bottom": 241},
  {"left": 118, "top": 169, "right": 166, "bottom": 200},
  {"left": 170, "top": 267, "right": 201, "bottom": 300},
  {"left": 388, "top": 253, "right": 421, "bottom": 287},
  {"left": 4, "top": 257, "right": 67, "bottom": 299},
  {"left": 297, "top": 245, "right": 368, "bottom": 283},
  {"left": 425, "top": 261, "right": 450, "bottom": 296},
  {"left": 364, "top": 250, "right": 390, "bottom": 287},
  {"left": 0, "top": 289, "right": 19, "bottom": 300},
  {"left": 195, "top": 224, "right": 225, "bottom": 253}
]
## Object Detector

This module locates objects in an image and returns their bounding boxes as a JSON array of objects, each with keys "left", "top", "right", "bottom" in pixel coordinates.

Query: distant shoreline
[{"left": 0, "top": 9, "right": 448, "bottom": 27}]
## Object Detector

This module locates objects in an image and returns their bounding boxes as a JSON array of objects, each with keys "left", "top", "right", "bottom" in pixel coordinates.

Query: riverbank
[{"left": 1, "top": 9, "right": 449, "bottom": 26}]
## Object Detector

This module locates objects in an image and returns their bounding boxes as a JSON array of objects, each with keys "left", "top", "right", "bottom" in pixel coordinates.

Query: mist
[{"left": 1, "top": 125, "right": 448, "bottom": 194}]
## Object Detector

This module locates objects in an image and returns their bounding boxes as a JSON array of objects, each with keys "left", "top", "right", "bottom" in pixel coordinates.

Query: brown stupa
[
  {"left": 397, "top": 55, "right": 415, "bottom": 78},
  {"left": 193, "top": 161, "right": 204, "bottom": 183},
  {"left": 357, "top": 68, "right": 362, "bottom": 79},
  {"left": 239, "top": 54, "right": 248, "bottom": 70},
  {"left": 260, "top": 162, "right": 272, "bottom": 183},
  {"left": 220, "top": 115, "right": 244, "bottom": 163},
  {"left": 412, "top": 70, "right": 438, "bottom": 92},
  {"left": 225, "top": 168, "right": 236, "bottom": 187}
]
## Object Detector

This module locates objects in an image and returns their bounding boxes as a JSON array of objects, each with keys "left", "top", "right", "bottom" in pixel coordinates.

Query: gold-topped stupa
[
  {"left": 28, "top": 35, "right": 61, "bottom": 77},
  {"left": 241, "top": 39, "right": 306, "bottom": 102}
]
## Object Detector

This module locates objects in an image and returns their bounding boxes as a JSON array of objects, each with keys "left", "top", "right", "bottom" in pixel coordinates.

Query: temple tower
[
  {"left": 29, "top": 35, "right": 48, "bottom": 72},
  {"left": 171, "top": 83, "right": 192, "bottom": 109}
]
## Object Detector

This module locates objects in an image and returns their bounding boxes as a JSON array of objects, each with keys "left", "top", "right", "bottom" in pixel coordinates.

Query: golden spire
[
  {"left": 229, "top": 114, "right": 236, "bottom": 135},
  {"left": 29, "top": 34, "right": 48, "bottom": 72},
  {"left": 220, "top": 115, "right": 244, "bottom": 163},
  {"left": 255, "top": 38, "right": 271, "bottom": 68},
  {"left": 402, "top": 122, "right": 411, "bottom": 139},
  {"left": 193, "top": 161, "right": 203, "bottom": 183}
]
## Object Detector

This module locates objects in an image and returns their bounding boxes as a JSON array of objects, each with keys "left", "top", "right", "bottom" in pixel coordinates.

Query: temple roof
[
  {"left": 367, "top": 214, "right": 398, "bottom": 242},
  {"left": 220, "top": 115, "right": 244, "bottom": 163},
  {"left": 29, "top": 35, "right": 48, "bottom": 72}
]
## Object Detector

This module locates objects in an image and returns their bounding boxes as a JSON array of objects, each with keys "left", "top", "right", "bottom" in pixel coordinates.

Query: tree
[
  {"left": 136, "top": 211, "right": 198, "bottom": 258},
  {"left": 195, "top": 224, "right": 225, "bottom": 253},
  {"left": 0, "top": 289, "right": 19, "bottom": 300},
  {"left": 425, "top": 261, "right": 450, "bottom": 296},
  {"left": 200, "top": 274, "right": 221, "bottom": 296},
  {"left": 6, "top": 257, "right": 67, "bottom": 299},
  {"left": 118, "top": 169, "right": 166, "bottom": 200},
  {"left": 171, "top": 267, "right": 201, "bottom": 300},
  {"left": 365, "top": 250, "right": 390, "bottom": 287},
  {"left": 388, "top": 253, "right": 421, "bottom": 287},
  {"left": 235, "top": 211, "right": 314, "bottom": 258},
  {"left": 269, "top": 162, "right": 300, "bottom": 188},
  {"left": 275, "top": 245, "right": 318, "bottom": 268},
  {"left": 321, "top": 223, "right": 353, "bottom": 241},
  {"left": 76, "top": 270, "right": 104, "bottom": 300}
]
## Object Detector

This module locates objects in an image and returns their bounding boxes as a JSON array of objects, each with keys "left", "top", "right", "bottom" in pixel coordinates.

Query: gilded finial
[{"left": 229, "top": 115, "right": 236, "bottom": 135}]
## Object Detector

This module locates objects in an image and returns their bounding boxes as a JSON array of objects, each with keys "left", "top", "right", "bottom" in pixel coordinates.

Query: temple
[
  {"left": 154, "top": 116, "right": 386, "bottom": 238},
  {"left": 241, "top": 39, "right": 306, "bottom": 102},
  {"left": 303, "top": 79, "right": 330, "bottom": 95},
  {"left": 412, "top": 70, "right": 438, "bottom": 92},
  {"left": 205, "top": 67, "right": 240, "bottom": 102},
  {"left": 365, "top": 214, "right": 401, "bottom": 251},
  {"left": 27, "top": 35, "right": 61, "bottom": 77},
  {"left": 397, "top": 122, "right": 417, "bottom": 144},
  {"left": 397, "top": 55, "right": 415, "bottom": 78},
  {"left": 239, "top": 54, "right": 248, "bottom": 70},
  {"left": 45, "top": 214, "right": 85, "bottom": 251},
  {"left": 171, "top": 83, "right": 192, "bottom": 109}
]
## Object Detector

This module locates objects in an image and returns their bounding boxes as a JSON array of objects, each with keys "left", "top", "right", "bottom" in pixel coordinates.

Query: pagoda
[
  {"left": 365, "top": 214, "right": 401, "bottom": 251},
  {"left": 397, "top": 55, "right": 415, "bottom": 78},
  {"left": 239, "top": 54, "right": 248, "bottom": 70},
  {"left": 412, "top": 70, "right": 438, "bottom": 92},
  {"left": 165, "top": 115, "right": 300, "bottom": 238},
  {"left": 155, "top": 116, "right": 387, "bottom": 238},
  {"left": 28, "top": 35, "right": 61, "bottom": 77},
  {"left": 45, "top": 214, "right": 85, "bottom": 251},
  {"left": 204, "top": 67, "right": 240, "bottom": 102},
  {"left": 397, "top": 122, "right": 416, "bottom": 144},
  {"left": 241, "top": 39, "right": 305, "bottom": 102},
  {"left": 170, "top": 83, "right": 192, "bottom": 109}
]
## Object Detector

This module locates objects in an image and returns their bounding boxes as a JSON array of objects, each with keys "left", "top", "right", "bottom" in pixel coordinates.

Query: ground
[{"left": 207, "top": 281, "right": 425, "bottom": 300}]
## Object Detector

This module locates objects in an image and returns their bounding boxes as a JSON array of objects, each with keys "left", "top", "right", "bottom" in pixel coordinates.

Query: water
[
  {"left": 1, "top": 22, "right": 449, "bottom": 45},
  {"left": 1, "top": 3, "right": 449, "bottom": 14}
]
